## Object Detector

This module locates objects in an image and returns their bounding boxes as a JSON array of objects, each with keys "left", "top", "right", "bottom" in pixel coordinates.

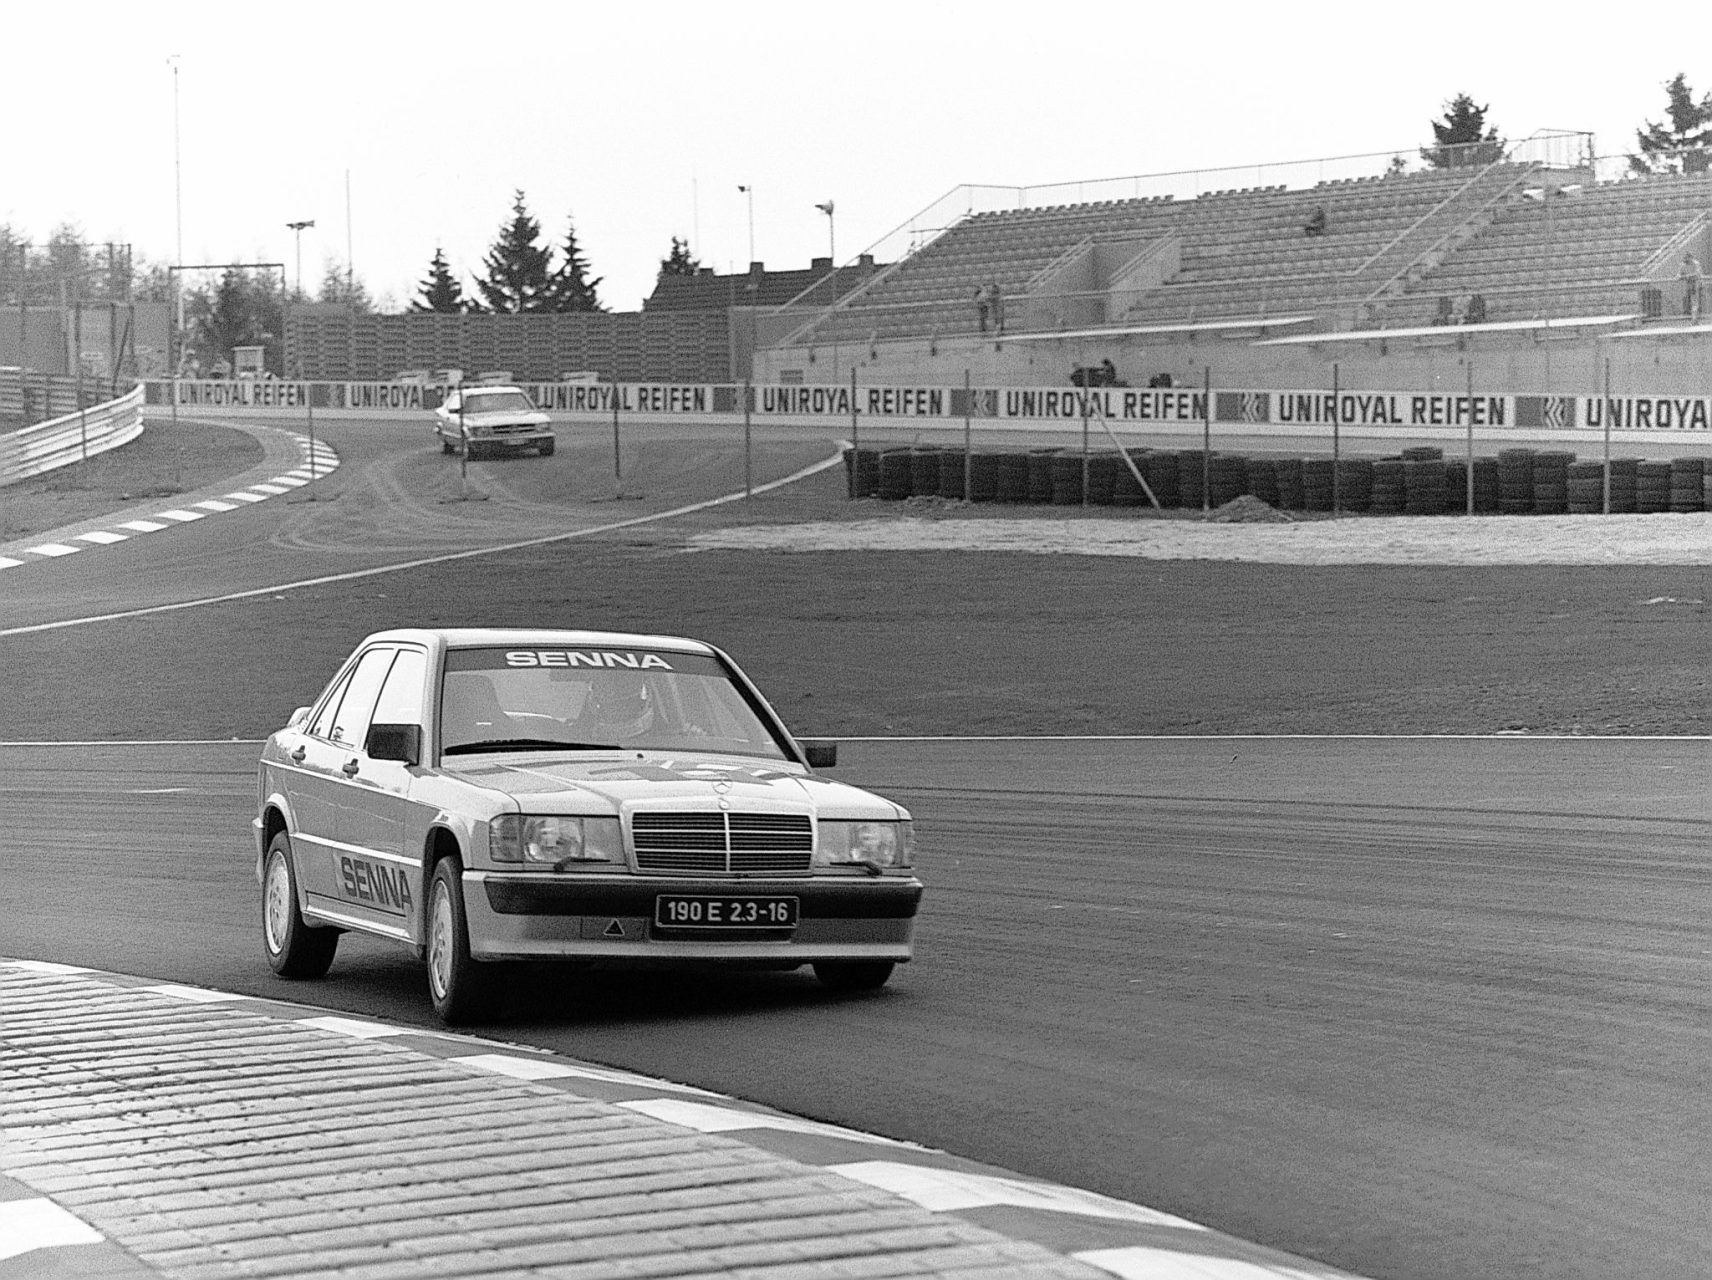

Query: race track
[{"left": 2, "top": 413, "right": 1708, "bottom": 1280}]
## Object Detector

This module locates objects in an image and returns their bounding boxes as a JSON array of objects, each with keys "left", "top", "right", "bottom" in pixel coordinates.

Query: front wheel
[
  {"left": 262, "top": 832, "right": 338, "bottom": 978},
  {"left": 813, "top": 960, "right": 894, "bottom": 992},
  {"left": 427, "top": 857, "right": 493, "bottom": 1024}
]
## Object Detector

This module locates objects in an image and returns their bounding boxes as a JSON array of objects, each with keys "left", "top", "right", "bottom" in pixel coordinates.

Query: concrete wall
[{"left": 759, "top": 323, "right": 1712, "bottom": 398}]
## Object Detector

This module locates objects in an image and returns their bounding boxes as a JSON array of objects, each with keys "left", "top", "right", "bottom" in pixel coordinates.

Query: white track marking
[
  {"left": 1074, "top": 1246, "right": 1346, "bottom": 1279},
  {"left": 831, "top": 1162, "right": 1204, "bottom": 1227},
  {"left": 298, "top": 1016, "right": 408, "bottom": 1039},
  {"left": 0, "top": 1199, "right": 104, "bottom": 1262},
  {"left": 142, "top": 983, "right": 244, "bottom": 1003},
  {"left": 0, "top": 451, "right": 843, "bottom": 637},
  {"left": 620, "top": 1097, "right": 919, "bottom": 1147},
  {"left": 0, "top": 432, "right": 338, "bottom": 575}
]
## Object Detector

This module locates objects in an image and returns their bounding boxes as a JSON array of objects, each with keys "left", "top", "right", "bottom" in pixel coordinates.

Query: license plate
[{"left": 655, "top": 895, "right": 799, "bottom": 929}]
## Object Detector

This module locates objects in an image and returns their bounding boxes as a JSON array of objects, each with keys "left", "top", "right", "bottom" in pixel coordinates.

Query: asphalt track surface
[{"left": 3, "top": 414, "right": 1710, "bottom": 1279}]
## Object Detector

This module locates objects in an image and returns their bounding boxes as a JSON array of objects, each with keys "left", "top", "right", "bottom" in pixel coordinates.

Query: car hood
[
  {"left": 442, "top": 752, "right": 904, "bottom": 819},
  {"left": 441, "top": 407, "right": 551, "bottom": 426}
]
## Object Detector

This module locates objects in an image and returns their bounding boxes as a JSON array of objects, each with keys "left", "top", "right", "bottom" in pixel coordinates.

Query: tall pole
[
  {"left": 344, "top": 171, "right": 354, "bottom": 297},
  {"left": 168, "top": 56, "right": 183, "bottom": 350},
  {"left": 738, "top": 185, "right": 755, "bottom": 265},
  {"left": 286, "top": 220, "right": 314, "bottom": 296}
]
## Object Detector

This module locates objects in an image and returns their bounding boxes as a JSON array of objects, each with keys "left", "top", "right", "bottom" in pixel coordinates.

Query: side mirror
[
  {"left": 802, "top": 740, "right": 838, "bottom": 769},
  {"left": 366, "top": 723, "right": 422, "bottom": 766}
]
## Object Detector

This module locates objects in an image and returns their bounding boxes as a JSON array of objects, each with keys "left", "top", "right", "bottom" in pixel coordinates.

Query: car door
[
  {"left": 296, "top": 645, "right": 396, "bottom": 924},
  {"left": 330, "top": 647, "right": 429, "bottom": 940},
  {"left": 279, "top": 657, "right": 366, "bottom": 903}
]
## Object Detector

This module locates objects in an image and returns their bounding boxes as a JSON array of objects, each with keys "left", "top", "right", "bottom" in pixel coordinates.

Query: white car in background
[{"left": 433, "top": 385, "right": 554, "bottom": 457}]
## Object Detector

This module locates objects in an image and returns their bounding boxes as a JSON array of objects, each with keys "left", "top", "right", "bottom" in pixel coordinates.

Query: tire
[
  {"left": 538, "top": 439, "right": 555, "bottom": 457},
  {"left": 813, "top": 960, "right": 895, "bottom": 992},
  {"left": 427, "top": 857, "right": 492, "bottom": 1024},
  {"left": 440, "top": 436, "right": 455, "bottom": 455},
  {"left": 262, "top": 832, "right": 338, "bottom": 979}
]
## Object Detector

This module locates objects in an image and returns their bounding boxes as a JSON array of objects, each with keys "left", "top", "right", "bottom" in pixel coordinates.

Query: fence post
[
  {"left": 1464, "top": 359, "right": 1475, "bottom": 515},
  {"left": 1331, "top": 362, "right": 1342, "bottom": 515},
  {"left": 613, "top": 381, "right": 624, "bottom": 500},
  {"left": 743, "top": 379, "right": 753, "bottom": 500},
  {"left": 963, "top": 368, "right": 972, "bottom": 501},
  {"left": 1201, "top": 366, "right": 1211, "bottom": 516}
]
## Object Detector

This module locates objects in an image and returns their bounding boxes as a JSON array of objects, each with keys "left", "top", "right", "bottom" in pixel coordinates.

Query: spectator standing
[
  {"left": 988, "top": 281, "right": 1005, "bottom": 334},
  {"left": 973, "top": 284, "right": 990, "bottom": 333},
  {"left": 1680, "top": 254, "right": 1703, "bottom": 320}
]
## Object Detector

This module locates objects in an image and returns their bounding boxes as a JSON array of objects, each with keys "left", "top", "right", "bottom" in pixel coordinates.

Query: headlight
[
  {"left": 815, "top": 819, "right": 913, "bottom": 869},
  {"left": 491, "top": 816, "right": 621, "bottom": 869}
]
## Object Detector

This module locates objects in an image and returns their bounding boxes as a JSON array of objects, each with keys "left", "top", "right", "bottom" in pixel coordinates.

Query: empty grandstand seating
[{"left": 780, "top": 162, "right": 1712, "bottom": 347}]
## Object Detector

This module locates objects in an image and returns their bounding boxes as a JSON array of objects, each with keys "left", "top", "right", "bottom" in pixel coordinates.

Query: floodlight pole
[{"left": 286, "top": 220, "right": 315, "bottom": 297}]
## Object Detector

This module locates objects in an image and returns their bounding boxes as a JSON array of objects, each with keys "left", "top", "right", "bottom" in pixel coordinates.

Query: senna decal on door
[{"left": 338, "top": 855, "right": 413, "bottom": 915}]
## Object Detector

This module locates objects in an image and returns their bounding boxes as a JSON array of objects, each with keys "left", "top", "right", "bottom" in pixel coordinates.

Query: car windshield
[
  {"left": 439, "top": 647, "right": 790, "bottom": 760},
  {"left": 459, "top": 391, "right": 535, "bottom": 414}
]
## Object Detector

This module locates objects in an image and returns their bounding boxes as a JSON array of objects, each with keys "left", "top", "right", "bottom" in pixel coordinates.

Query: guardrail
[{"left": 0, "top": 385, "right": 145, "bottom": 487}]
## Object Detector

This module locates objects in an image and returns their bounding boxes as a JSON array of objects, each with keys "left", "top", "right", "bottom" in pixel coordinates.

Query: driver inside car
[{"left": 581, "top": 671, "right": 657, "bottom": 740}]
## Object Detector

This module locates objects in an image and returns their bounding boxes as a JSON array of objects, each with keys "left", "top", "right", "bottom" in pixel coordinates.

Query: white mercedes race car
[
  {"left": 254, "top": 628, "right": 922, "bottom": 1023},
  {"left": 432, "top": 386, "right": 554, "bottom": 457}
]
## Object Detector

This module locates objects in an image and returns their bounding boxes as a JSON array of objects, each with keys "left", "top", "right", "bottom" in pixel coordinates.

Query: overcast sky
[{"left": 3, "top": 2, "right": 1702, "bottom": 311}]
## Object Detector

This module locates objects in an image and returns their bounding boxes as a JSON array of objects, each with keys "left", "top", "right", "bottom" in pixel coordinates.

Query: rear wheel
[
  {"left": 440, "top": 436, "right": 455, "bottom": 454},
  {"left": 427, "top": 857, "right": 493, "bottom": 1024},
  {"left": 262, "top": 832, "right": 338, "bottom": 978},
  {"left": 813, "top": 960, "right": 894, "bottom": 992}
]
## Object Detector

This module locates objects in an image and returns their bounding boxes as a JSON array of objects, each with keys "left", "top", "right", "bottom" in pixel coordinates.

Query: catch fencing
[{"left": 0, "top": 384, "right": 144, "bottom": 487}]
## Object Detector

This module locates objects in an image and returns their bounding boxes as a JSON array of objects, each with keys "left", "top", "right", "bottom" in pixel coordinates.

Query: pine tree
[
  {"left": 1631, "top": 74, "right": 1712, "bottom": 174},
  {"left": 411, "top": 247, "right": 468, "bottom": 313},
  {"left": 317, "top": 259, "right": 374, "bottom": 313},
  {"left": 659, "top": 236, "right": 701, "bottom": 278},
  {"left": 475, "top": 191, "right": 555, "bottom": 314},
  {"left": 1421, "top": 94, "right": 1504, "bottom": 169},
  {"left": 543, "top": 215, "right": 604, "bottom": 312}
]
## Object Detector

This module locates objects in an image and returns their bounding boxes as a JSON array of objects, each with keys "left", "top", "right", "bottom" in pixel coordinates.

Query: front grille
[{"left": 632, "top": 812, "right": 812, "bottom": 874}]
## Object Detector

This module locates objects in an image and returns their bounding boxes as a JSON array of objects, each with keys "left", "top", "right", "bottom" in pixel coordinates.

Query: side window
[
  {"left": 306, "top": 668, "right": 356, "bottom": 740},
  {"left": 371, "top": 649, "right": 426, "bottom": 726},
  {"left": 327, "top": 648, "right": 396, "bottom": 749}
]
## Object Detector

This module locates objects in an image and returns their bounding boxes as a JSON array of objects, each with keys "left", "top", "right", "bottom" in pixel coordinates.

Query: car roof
[
  {"left": 457, "top": 385, "right": 526, "bottom": 396},
  {"left": 358, "top": 628, "right": 719, "bottom": 655}
]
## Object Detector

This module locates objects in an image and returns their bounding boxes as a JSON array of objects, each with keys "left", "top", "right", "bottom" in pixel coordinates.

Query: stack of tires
[
  {"left": 1177, "top": 451, "right": 1208, "bottom": 509},
  {"left": 1027, "top": 449, "right": 1060, "bottom": 503},
  {"left": 1301, "top": 459, "right": 1335, "bottom": 511},
  {"left": 1050, "top": 453, "right": 1084, "bottom": 505},
  {"left": 842, "top": 443, "right": 1709, "bottom": 517},
  {"left": 1145, "top": 451, "right": 1182, "bottom": 507},
  {"left": 1565, "top": 461, "right": 1604, "bottom": 514},
  {"left": 1246, "top": 458, "right": 1280, "bottom": 507},
  {"left": 1207, "top": 455, "right": 1249, "bottom": 507},
  {"left": 1531, "top": 451, "right": 1574, "bottom": 515},
  {"left": 1369, "top": 459, "right": 1406, "bottom": 514},
  {"left": 1635, "top": 461, "right": 1672, "bottom": 513},
  {"left": 1497, "top": 448, "right": 1536, "bottom": 514},
  {"left": 878, "top": 448, "right": 914, "bottom": 499},
  {"left": 1336, "top": 458, "right": 1373, "bottom": 512},
  {"left": 1670, "top": 457, "right": 1706, "bottom": 512},
  {"left": 1085, "top": 453, "right": 1123, "bottom": 505}
]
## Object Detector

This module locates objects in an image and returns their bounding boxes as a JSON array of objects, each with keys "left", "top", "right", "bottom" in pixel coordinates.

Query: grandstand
[{"left": 769, "top": 133, "right": 1712, "bottom": 375}]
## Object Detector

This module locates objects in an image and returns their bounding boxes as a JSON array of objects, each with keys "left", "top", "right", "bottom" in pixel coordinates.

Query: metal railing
[{"left": 0, "top": 384, "right": 144, "bottom": 487}]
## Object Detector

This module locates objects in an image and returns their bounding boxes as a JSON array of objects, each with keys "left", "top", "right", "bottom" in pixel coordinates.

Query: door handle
[
  {"left": 342, "top": 758, "right": 360, "bottom": 777},
  {"left": 290, "top": 746, "right": 307, "bottom": 763}
]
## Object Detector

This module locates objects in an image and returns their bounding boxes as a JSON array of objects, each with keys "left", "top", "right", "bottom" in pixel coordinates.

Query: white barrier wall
[
  {"left": 142, "top": 380, "right": 1712, "bottom": 435},
  {"left": 0, "top": 386, "right": 145, "bottom": 487}
]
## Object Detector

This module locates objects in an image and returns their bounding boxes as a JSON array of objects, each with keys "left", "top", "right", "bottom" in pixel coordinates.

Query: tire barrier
[{"left": 842, "top": 446, "right": 1710, "bottom": 514}]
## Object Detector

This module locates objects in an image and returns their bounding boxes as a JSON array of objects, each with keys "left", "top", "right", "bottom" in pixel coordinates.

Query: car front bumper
[{"left": 464, "top": 870, "right": 921, "bottom": 962}]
